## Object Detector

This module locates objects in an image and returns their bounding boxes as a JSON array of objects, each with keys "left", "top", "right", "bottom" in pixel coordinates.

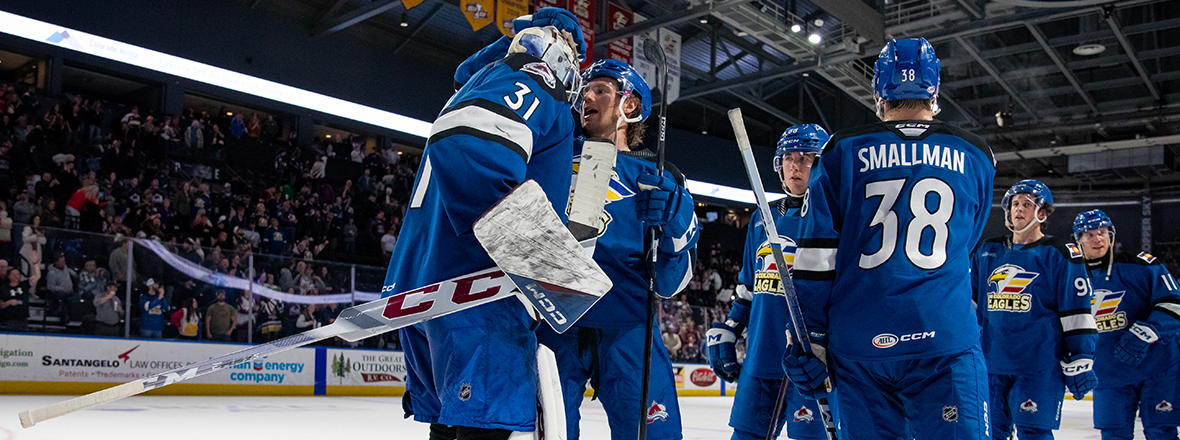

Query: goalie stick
[
  {"left": 20, "top": 180, "right": 612, "bottom": 429},
  {"left": 727, "top": 109, "right": 837, "bottom": 440}
]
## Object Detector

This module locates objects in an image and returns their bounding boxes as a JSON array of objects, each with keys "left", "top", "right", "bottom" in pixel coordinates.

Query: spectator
[
  {"left": 263, "top": 217, "right": 285, "bottom": 255},
  {"left": 232, "top": 290, "right": 256, "bottom": 342},
  {"left": 662, "top": 329, "right": 682, "bottom": 358},
  {"left": 1, "top": 267, "right": 30, "bottom": 331},
  {"left": 45, "top": 253, "right": 76, "bottom": 301},
  {"left": 261, "top": 114, "right": 278, "bottom": 141},
  {"left": 296, "top": 303, "right": 320, "bottom": 330},
  {"left": 77, "top": 259, "right": 109, "bottom": 298},
  {"left": 0, "top": 201, "right": 12, "bottom": 259},
  {"left": 343, "top": 217, "right": 357, "bottom": 255},
  {"left": 94, "top": 282, "right": 123, "bottom": 336},
  {"left": 229, "top": 114, "right": 245, "bottom": 139},
  {"left": 109, "top": 237, "right": 136, "bottom": 285},
  {"left": 13, "top": 191, "right": 35, "bottom": 224},
  {"left": 310, "top": 156, "right": 326, "bottom": 180},
  {"left": 205, "top": 289, "right": 235, "bottom": 342},
  {"left": 257, "top": 297, "right": 282, "bottom": 342},
  {"left": 171, "top": 296, "right": 201, "bottom": 340},
  {"left": 381, "top": 227, "right": 397, "bottom": 256},
  {"left": 19, "top": 215, "right": 45, "bottom": 281},
  {"left": 139, "top": 279, "right": 167, "bottom": 339},
  {"left": 184, "top": 120, "right": 204, "bottom": 151}
]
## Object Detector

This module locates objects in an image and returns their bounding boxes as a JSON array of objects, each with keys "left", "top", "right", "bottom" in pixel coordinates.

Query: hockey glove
[
  {"left": 782, "top": 334, "right": 829, "bottom": 400},
  {"left": 706, "top": 321, "right": 742, "bottom": 382},
  {"left": 1060, "top": 353, "right": 1097, "bottom": 400},
  {"left": 512, "top": 7, "right": 586, "bottom": 60},
  {"left": 1114, "top": 321, "right": 1160, "bottom": 366},
  {"left": 635, "top": 173, "right": 690, "bottom": 238}
]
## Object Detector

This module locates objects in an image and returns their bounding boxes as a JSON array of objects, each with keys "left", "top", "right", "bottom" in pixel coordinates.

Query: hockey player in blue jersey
[
  {"left": 972, "top": 180, "right": 1098, "bottom": 440},
  {"left": 384, "top": 22, "right": 585, "bottom": 440},
  {"left": 783, "top": 37, "right": 995, "bottom": 440},
  {"left": 1074, "top": 209, "right": 1180, "bottom": 440},
  {"left": 452, "top": 29, "right": 698, "bottom": 439},
  {"left": 536, "top": 58, "right": 698, "bottom": 440},
  {"left": 707, "top": 124, "right": 839, "bottom": 440}
]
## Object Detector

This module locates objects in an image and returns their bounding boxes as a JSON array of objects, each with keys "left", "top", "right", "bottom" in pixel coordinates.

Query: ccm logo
[
  {"left": 872, "top": 331, "right": 936, "bottom": 348},
  {"left": 382, "top": 271, "right": 505, "bottom": 319}
]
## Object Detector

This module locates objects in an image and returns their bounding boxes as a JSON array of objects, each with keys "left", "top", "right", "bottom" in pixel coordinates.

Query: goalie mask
[
  {"left": 873, "top": 38, "right": 941, "bottom": 119},
  {"left": 509, "top": 26, "right": 583, "bottom": 103},
  {"left": 572, "top": 59, "right": 652, "bottom": 124}
]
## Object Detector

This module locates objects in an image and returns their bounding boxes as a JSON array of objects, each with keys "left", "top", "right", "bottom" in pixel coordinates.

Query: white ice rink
[{"left": 0, "top": 394, "right": 1135, "bottom": 440}]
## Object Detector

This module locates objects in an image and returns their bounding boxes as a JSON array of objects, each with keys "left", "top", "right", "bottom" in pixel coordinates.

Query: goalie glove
[
  {"left": 706, "top": 320, "right": 742, "bottom": 382},
  {"left": 1114, "top": 321, "right": 1159, "bottom": 366},
  {"left": 782, "top": 331, "right": 830, "bottom": 400},
  {"left": 1060, "top": 353, "right": 1097, "bottom": 400},
  {"left": 512, "top": 7, "right": 586, "bottom": 59}
]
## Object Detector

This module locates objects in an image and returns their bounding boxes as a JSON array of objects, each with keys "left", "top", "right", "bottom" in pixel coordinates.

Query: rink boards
[{"left": 0, "top": 333, "right": 736, "bottom": 397}]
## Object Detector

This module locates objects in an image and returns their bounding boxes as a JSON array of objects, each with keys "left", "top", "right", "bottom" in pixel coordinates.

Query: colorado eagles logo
[
  {"left": 793, "top": 406, "right": 814, "bottom": 422},
  {"left": 1157, "top": 401, "right": 1173, "bottom": 413},
  {"left": 1020, "top": 400, "right": 1038, "bottom": 413},
  {"left": 752, "top": 236, "right": 796, "bottom": 296},
  {"left": 521, "top": 62, "right": 557, "bottom": 89},
  {"left": 1092, "top": 290, "right": 1128, "bottom": 332},
  {"left": 987, "top": 265, "right": 1039, "bottom": 313},
  {"left": 646, "top": 401, "right": 669, "bottom": 423}
]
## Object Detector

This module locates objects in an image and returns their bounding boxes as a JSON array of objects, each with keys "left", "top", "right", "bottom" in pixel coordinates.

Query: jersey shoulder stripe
[{"left": 429, "top": 98, "right": 533, "bottom": 163}]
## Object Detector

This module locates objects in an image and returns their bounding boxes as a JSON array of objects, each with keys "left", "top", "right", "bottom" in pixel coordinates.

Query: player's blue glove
[
  {"left": 782, "top": 334, "right": 829, "bottom": 400},
  {"left": 1060, "top": 353, "right": 1097, "bottom": 400},
  {"left": 635, "top": 173, "right": 690, "bottom": 238},
  {"left": 706, "top": 321, "right": 741, "bottom": 382},
  {"left": 1114, "top": 321, "right": 1160, "bottom": 366},
  {"left": 513, "top": 7, "right": 586, "bottom": 60}
]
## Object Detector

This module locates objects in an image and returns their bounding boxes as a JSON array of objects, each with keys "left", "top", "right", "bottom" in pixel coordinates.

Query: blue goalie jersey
[
  {"left": 571, "top": 147, "right": 698, "bottom": 328},
  {"left": 737, "top": 197, "right": 803, "bottom": 378},
  {"left": 793, "top": 120, "right": 995, "bottom": 362},
  {"left": 382, "top": 52, "right": 576, "bottom": 298},
  {"left": 1088, "top": 251, "right": 1180, "bottom": 387},
  {"left": 972, "top": 236, "right": 1097, "bottom": 374}
]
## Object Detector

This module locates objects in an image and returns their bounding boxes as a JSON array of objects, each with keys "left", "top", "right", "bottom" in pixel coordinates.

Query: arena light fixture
[
  {"left": 0, "top": 9, "right": 774, "bottom": 205},
  {"left": 790, "top": 23, "right": 802, "bottom": 33},
  {"left": 0, "top": 9, "right": 433, "bottom": 139},
  {"left": 1073, "top": 43, "right": 1105, "bottom": 56},
  {"left": 808, "top": 33, "right": 822, "bottom": 44}
]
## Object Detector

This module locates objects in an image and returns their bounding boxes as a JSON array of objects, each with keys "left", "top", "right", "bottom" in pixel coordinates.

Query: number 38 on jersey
[{"left": 859, "top": 177, "right": 955, "bottom": 271}]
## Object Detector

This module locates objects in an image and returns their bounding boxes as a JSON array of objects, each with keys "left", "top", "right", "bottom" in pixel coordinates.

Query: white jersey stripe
[
  {"left": 1060, "top": 313, "right": 1097, "bottom": 332},
  {"left": 795, "top": 247, "right": 837, "bottom": 273},
  {"left": 430, "top": 105, "right": 534, "bottom": 162}
]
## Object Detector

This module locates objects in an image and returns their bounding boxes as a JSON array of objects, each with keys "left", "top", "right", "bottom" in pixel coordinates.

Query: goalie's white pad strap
[
  {"left": 706, "top": 327, "right": 736, "bottom": 346},
  {"left": 1131, "top": 322, "right": 1160, "bottom": 343},
  {"left": 536, "top": 344, "right": 566, "bottom": 440},
  {"left": 1060, "top": 357, "right": 1094, "bottom": 376},
  {"left": 734, "top": 284, "right": 753, "bottom": 302}
]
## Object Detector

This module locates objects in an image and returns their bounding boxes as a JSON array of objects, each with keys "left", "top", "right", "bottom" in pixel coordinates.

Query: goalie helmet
[
  {"left": 509, "top": 26, "right": 583, "bottom": 103},
  {"left": 774, "top": 124, "right": 829, "bottom": 172},
  {"left": 573, "top": 58, "right": 651, "bottom": 123},
  {"left": 1073, "top": 209, "right": 1115, "bottom": 240},
  {"left": 873, "top": 38, "right": 941, "bottom": 118}
]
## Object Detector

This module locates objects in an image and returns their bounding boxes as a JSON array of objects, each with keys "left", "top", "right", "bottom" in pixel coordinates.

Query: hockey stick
[
  {"left": 20, "top": 180, "right": 611, "bottom": 429},
  {"left": 637, "top": 36, "right": 669, "bottom": 440},
  {"left": 727, "top": 109, "right": 837, "bottom": 440},
  {"left": 567, "top": 138, "right": 618, "bottom": 250}
]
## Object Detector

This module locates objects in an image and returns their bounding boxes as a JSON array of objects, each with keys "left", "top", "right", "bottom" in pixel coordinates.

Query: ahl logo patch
[
  {"left": 793, "top": 406, "right": 814, "bottom": 422},
  {"left": 943, "top": 406, "right": 958, "bottom": 422},
  {"left": 1139, "top": 252, "right": 1157, "bottom": 263},
  {"left": 1157, "top": 401, "right": 1173, "bottom": 413},
  {"left": 521, "top": 62, "right": 557, "bottom": 89},
  {"left": 1066, "top": 243, "right": 1083, "bottom": 259},
  {"left": 1020, "top": 399, "right": 1038, "bottom": 413},
  {"left": 646, "top": 401, "right": 669, "bottom": 423},
  {"left": 458, "top": 384, "right": 472, "bottom": 401}
]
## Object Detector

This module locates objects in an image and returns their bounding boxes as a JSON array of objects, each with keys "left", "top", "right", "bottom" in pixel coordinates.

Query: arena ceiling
[{"left": 245, "top": 0, "right": 1179, "bottom": 190}]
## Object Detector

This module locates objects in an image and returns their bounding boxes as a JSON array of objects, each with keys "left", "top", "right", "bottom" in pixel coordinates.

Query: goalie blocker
[{"left": 20, "top": 180, "right": 611, "bottom": 430}]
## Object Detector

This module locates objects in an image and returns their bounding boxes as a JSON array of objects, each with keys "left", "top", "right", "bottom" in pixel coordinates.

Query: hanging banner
[
  {"left": 497, "top": 0, "right": 529, "bottom": 37},
  {"left": 403, "top": 0, "right": 426, "bottom": 10},
  {"left": 533, "top": 0, "right": 566, "bottom": 12},
  {"left": 605, "top": 3, "right": 633, "bottom": 65},
  {"left": 463, "top": 0, "right": 495, "bottom": 31},
  {"left": 569, "top": 0, "right": 595, "bottom": 67},
  {"left": 631, "top": 14, "right": 681, "bottom": 104}
]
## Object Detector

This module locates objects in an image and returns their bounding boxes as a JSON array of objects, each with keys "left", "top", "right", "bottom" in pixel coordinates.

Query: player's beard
[{"left": 582, "top": 100, "right": 622, "bottom": 142}]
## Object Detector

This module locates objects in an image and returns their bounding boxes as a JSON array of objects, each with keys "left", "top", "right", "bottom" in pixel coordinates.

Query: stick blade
[
  {"left": 642, "top": 37, "right": 665, "bottom": 66},
  {"left": 19, "top": 410, "right": 34, "bottom": 429}
]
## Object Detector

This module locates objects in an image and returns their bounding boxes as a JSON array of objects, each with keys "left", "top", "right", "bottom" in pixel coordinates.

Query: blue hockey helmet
[
  {"left": 509, "top": 26, "right": 583, "bottom": 102},
  {"left": 774, "top": 124, "right": 829, "bottom": 172},
  {"left": 873, "top": 38, "right": 941, "bottom": 118},
  {"left": 1073, "top": 209, "right": 1116, "bottom": 240},
  {"left": 574, "top": 58, "right": 651, "bottom": 123},
  {"left": 1001, "top": 179, "right": 1053, "bottom": 211}
]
